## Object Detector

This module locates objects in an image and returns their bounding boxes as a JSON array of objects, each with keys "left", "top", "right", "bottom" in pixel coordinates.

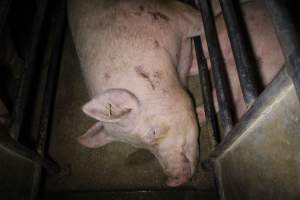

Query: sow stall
[{"left": 0, "top": 0, "right": 299, "bottom": 199}]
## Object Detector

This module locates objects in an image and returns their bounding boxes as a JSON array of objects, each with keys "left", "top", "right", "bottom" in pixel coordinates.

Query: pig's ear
[
  {"left": 82, "top": 88, "right": 139, "bottom": 122},
  {"left": 78, "top": 122, "right": 114, "bottom": 148}
]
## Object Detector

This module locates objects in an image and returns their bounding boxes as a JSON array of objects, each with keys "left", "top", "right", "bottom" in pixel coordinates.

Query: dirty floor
[{"left": 45, "top": 30, "right": 216, "bottom": 192}]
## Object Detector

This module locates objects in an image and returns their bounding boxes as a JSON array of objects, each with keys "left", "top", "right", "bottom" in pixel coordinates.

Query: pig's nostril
[{"left": 166, "top": 175, "right": 187, "bottom": 187}]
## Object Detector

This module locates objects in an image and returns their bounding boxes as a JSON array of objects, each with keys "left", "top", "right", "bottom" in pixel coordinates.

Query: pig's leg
[
  {"left": 177, "top": 39, "right": 193, "bottom": 86},
  {"left": 175, "top": 1, "right": 204, "bottom": 85},
  {"left": 196, "top": 88, "right": 219, "bottom": 124}
]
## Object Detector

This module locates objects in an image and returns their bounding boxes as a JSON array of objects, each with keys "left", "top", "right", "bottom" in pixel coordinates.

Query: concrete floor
[{"left": 45, "top": 31, "right": 216, "bottom": 191}]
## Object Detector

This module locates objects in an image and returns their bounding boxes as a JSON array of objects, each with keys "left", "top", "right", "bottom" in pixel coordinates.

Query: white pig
[
  {"left": 193, "top": 0, "right": 285, "bottom": 123},
  {"left": 68, "top": 0, "right": 203, "bottom": 187}
]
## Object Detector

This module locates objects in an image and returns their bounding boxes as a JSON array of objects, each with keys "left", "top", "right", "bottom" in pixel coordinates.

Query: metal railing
[
  {"left": 193, "top": 0, "right": 300, "bottom": 145},
  {"left": 0, "top": 0, "right": 66, "bottom": 199}
]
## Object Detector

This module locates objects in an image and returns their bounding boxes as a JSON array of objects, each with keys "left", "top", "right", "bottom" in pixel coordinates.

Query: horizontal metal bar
[
  {"left": 44, "top": 190, "right": 218, "bottom": 200},
  {"left": 193, "top": 36, "right": 220, "bottom": 143},
  {"left": 219, "top": 0, "right": 260, "bottom": 107},
  {"left": 195, "top": 0, "right": 234, "bottom": 137},
  {"left": 9, "top": 0, "right": 48, "bottom": 140},
  {"left": 264, "top": 0, "right": 300, "bottom": 100},
  {"left": 0, "top": 0, "right": 11, "bottom": 36}
]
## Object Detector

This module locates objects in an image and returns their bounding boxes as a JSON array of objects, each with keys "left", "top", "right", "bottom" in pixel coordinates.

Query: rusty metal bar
[
  {"left": 219, "top": 0, "right": 260, "bottom": 107},
  {"left": 195, "top": 0, "right": 234, "bottom": 137},
  {"left": 265, "top": 0, "right": 300, "bottom": 100}
]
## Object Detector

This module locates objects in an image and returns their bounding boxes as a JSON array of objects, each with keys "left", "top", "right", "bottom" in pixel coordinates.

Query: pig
[
  {"left": 67, "top": 0, "right": 203, "bottom": 187},
  {"left": 192, "top": 0, "right": 285, "bottom": 123}
]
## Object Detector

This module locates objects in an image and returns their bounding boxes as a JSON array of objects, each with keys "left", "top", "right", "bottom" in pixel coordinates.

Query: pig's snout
[
  {"left": 164, "top": 156, "right": 192, "bottom": 187},
  {"left": 166, "top": 172, "right": 191, "bottom": 187}
]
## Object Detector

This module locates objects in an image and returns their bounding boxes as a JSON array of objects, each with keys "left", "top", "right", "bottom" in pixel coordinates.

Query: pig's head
[{"left": 78, "top": 88, "right": 199, "bottom": 187}]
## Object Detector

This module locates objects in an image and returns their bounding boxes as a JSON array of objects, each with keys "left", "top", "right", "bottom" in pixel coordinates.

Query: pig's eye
[{"left": 147, "top": 128, "right": 157, "bottom": 137}]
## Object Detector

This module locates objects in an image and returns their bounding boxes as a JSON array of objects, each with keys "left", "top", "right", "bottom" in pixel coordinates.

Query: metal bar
[
  {"left": 30, "top": 0, "right": 66, "bottom": 199},
  {"left": 0, "top": 130, "right": 60, "bottom": 172},
  {"left": 44, "top": 190, "right": 219, "bottom": 200},
  {"left": 9, "top": 0, "right": 48, "bottom": 140},
  {"left": 194, "top": 36, "right": 220, "bottom": 143},
  {"left": 219, "top": 0, "right": 259, "bottom": 107},
  {"left": 210, "top": 67, "right": 291, "bottom": 159},
  {"left": 264, "top": 0, "right": 300, "bottom": 100},
  {"left": 195, "top": 0, "right": 234, "bottom": 136},
  {"left": 213, "top": 160, "right": 226, "bottom": 200},
  {"left": 0, "top": 0, "right": 11, "bottom": 36}
]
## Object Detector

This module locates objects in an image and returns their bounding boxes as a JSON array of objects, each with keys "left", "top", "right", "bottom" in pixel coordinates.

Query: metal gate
[
  {"left": 0, "top": 0, "right": 299, "bottom": 199},
  {"left": 193, "top": 0, "right": 300, "bottom": 199}
]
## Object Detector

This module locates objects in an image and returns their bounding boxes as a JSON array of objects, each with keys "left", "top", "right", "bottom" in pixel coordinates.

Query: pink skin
[
  {"left": 191, "top": 0, "right": 285, "bottom": 124},
  {"left": 68, "top": 0, "right": 203, "bottom": 186}
]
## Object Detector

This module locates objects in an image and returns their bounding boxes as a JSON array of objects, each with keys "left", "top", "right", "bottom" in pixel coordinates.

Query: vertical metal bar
[
  {"left": 0, "top": 0, "right": 58, "bottom": 178},
  {"left": 30, "top": 0, "right": 66, "bottom": 199},
  {"left": 195, "top": 0, "right": 234, "bottom": 136},
  {"left": 265, "top": 0, "right": 300, "bottom": 100},
  {"left": 9, "top": 0, "right": 48, "bottom": 140},
  {"left": 219, "top": 0, "right": 259, "bottom": 107},
  {"left": 0, "top": 0, "right": 11, "bottom": 36},
  {"left": 194, "top": 36, "right": 220, "bottom": 143}
]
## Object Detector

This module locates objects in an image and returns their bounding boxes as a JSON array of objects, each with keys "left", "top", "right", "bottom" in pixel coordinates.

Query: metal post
[
  {"left": 9, "top": 0, "right": 48, "bottom": 140},
  {"left": 194, "top": 36, "right": 220, "bottom": 143},
  {"left": 0, "top": 0, "right": 11, "bottom": 36},
  {"left": 30, "top": 0, "right": 66, "bottom": 199},
  {"left": 265, "top": 0, "right": 300, "bottom": 100},
  {"left": 219, "top": 0, "right": 260, "bottom": 107},
  {"left": 195, "top": 0, "right": 234, "bottom": 136}
]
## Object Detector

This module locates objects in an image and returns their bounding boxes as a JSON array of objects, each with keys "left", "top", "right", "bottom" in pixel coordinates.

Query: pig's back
[{"left": 68, "top": 0, "right": 183, "bottom": 97}]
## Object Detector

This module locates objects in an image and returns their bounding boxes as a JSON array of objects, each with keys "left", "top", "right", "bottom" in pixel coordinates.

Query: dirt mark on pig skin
[
  {"left": 104, "top": 72, "right": 111, "bottom": 80},
  {"left": 139, "top": 5, "right": 144, "bottom": 12},
  {"left": 154, "top": 40, "right": 160, "bottom": 48},
  {"left": 153, "top": 71, "right": 162, "bottom": 79},
  {"left": 135, "top": 65, "right": 156, "bottom": 90},
  {"left": 148, "top": 11, "right": 169, "bottom": 21},
  {"left": 134, "top": 5, "right": 145, "bottom": 16}
]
